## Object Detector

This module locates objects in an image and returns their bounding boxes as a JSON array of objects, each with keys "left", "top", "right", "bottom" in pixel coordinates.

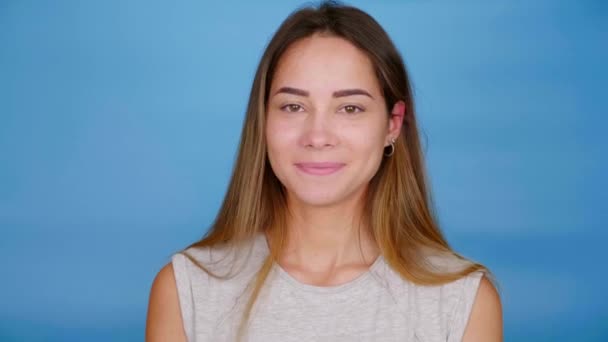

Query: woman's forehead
[{"left": 270, "top": 35, "right": 382, "bottom": 97}]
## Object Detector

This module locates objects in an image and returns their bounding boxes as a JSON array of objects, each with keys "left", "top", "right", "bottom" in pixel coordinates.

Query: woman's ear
[{"left": 387, "top": 100, "right": 406, "bottom": 141}]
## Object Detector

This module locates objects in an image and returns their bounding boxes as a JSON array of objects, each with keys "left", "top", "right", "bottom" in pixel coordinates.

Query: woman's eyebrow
[
  {"left": 273, "top": 87, "right": 373, "bottom": 99},
  {"left": 274, "top": 87, "right": 309, "bottom": 97},
  {"left": 333, "top": 88, "right": 374, "bottom": 99}
]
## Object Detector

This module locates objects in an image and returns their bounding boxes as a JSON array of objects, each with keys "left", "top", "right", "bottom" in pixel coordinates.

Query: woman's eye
[
  {"left": 281, "top": 104, "right": 303, "bottom": 112},
  {"left": 340, "top": 105, "right": 364, "bottom": 114}
]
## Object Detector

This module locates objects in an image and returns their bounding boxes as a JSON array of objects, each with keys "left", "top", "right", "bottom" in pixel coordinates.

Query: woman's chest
[{"left": 193, "top": 279, "right": 448, "bottom": 341}]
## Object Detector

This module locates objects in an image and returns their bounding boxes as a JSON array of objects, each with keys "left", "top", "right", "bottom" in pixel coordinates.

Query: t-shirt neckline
[{"left": 257, "top": 232, "right": 385, "bottom": 294}]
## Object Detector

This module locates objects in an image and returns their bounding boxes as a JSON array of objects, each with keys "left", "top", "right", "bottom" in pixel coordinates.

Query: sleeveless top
[{"left": 171, "top": 232, "right": 484, "bottom": 342}]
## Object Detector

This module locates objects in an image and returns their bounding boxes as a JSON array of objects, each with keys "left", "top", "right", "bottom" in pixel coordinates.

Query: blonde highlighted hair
[{"left": 179, "top": 1, "right": 491, "bottom": 339}]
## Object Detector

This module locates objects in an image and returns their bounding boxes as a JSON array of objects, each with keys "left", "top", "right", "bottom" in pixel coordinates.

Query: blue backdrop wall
[{"left": 1, "top": 0, "right": 606, "bottom": 340}]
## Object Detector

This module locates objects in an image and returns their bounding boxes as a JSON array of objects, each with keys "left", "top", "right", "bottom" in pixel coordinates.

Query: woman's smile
[{"left": 294, "top": 162, "right": 346, "bottom": 176}]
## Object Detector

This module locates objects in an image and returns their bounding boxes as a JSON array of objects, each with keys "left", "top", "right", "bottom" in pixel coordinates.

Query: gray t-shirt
[{"left": 171, "top": 232, "right": 483, "bottom": 341}]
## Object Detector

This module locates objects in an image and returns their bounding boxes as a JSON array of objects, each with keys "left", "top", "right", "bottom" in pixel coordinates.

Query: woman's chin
[{"left": 289, "top": 189, "right": 348, "bottom": 208}]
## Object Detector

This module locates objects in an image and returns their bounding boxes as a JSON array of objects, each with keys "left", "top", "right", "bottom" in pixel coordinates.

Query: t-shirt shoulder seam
[
  {"left": 171, "top": 252, "right": 195, "bottom": 342},
  {"left": 447, "top": 270, "right": 485, "bottom": 342}
]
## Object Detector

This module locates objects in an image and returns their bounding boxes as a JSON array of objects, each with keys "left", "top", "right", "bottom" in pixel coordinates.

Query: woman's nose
[{"left": 300, "top": 111, "right": 338, "bottom": 149}]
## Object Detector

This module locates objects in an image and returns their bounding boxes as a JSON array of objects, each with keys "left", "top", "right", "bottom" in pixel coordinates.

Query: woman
[{"left": 146, "top": 2, "right": 502, "bottom": 341}]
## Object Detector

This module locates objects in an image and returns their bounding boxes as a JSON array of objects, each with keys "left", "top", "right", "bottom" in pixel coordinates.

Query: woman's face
[{"left": 266, "top": 34, "right": 403, "bottom": 208}]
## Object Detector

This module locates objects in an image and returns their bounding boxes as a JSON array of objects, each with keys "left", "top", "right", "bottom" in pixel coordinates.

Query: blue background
[{"left": 1, "top": 0, "right": 606, "bottom": 340}]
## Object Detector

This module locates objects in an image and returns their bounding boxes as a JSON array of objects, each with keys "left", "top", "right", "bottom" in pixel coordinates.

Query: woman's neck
[{"left": 280, "top": 194, "right": 379, "bottom": 271}]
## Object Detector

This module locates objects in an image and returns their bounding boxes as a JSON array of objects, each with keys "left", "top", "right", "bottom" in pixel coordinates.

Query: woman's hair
[{"left": 179, "top": 1, "right": 490, "bottom": 339}]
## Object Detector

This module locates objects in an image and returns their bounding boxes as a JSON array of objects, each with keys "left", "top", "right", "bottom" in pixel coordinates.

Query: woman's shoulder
[
  {"left": 413, "top": 247, "right": 488, "bottom": 303},
  {"left": 146, "top": 262, "right": 188, "bottom": 341},
  {"left": 171, "top": 233, "right": 269, "bottom": 282},
  {"left": 166, "top": 234, "right": 270, "bottom": 340},
  {"left": 405, "top": 247, "right": 495, "bottom": 341}
]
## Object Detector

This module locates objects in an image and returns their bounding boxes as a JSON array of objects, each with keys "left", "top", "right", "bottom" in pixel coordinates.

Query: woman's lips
[{"left": 294, "top": 162, "right": 345, "bottom": 175}]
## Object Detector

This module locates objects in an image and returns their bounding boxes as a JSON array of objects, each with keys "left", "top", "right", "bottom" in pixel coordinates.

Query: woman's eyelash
[
  {"left": 279, "top": 104, "right": 365, "bottom": 113},
  {"left": 340, "top": 105, "right": 364, "bottom": 114},
  {"left": 280, "top": 104, "right": 304, "bottom": 112}
]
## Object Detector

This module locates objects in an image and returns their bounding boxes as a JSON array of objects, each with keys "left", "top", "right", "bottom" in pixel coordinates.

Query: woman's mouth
[{"left": 294, "top": 162, "right": 346, "bottom": 176}]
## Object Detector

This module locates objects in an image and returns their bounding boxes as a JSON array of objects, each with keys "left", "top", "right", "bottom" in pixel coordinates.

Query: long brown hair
[{"left": 179, "top": 1, "right": 490, "bottom": 339}]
